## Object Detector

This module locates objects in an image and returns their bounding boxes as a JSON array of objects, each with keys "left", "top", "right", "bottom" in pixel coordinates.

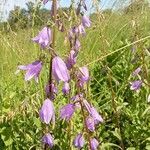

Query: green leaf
[
  {"left": 101, "top": 142, "right": 122, "bottom": 150},
  {"left": 127, "top": 147, "right": 136, "bottom": 150},
  {"left": 111, "top": 128, "right": 122, "bottom": 141}
]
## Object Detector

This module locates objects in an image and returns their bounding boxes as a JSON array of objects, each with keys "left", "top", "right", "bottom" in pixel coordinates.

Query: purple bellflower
[
  {"left": 52, "top": 56, "right": 70, "bottom": 82},
  {"left": 39, "top": 99, "right": 55, "bottom": 124},
  {"left": 42, "top": 133, "right": 54, "bottom": 148},
  {"left": 83, "top": 100, "right": 103, "bottom": 124},
  {"left": 90, "top": 138, "right": 99, "bottom": 150},
  {"left": 32, "top": 27, "right": 52, "bottom": 49},
  {"left": 130, "top": 80, "right": 142, "bottom": 91},
  {"left": 78, "top": 24, "right": 86, "bottom": 36},
  {"left": 77, "top": 66, "right": 89, "bottom": 87},
  {"left": 60, "top": 104, "right": 75, "bottom": 121},
  {"left": 18, "top": 60, "right": 42, "bottom": 82},
  {"left": 82, "top": 15, "right": 91, "bottom": 28},
  {"left": 66, "top": 50, "right": 77, "bottom": 70},
  {"left": 132, "top": 67, "right": 141, "bottom": 76},
  {"left": 86, "top": 116, "right": 95, "bottom": 132},
  {"left": 62, "top": 82, "right": 70, "bottom": 95},
  {"left": 73, "top": 133, "right": 85, "bottom": 149},
  {"left": 74, "top": 39, "right": 81, "bottom": 51}
]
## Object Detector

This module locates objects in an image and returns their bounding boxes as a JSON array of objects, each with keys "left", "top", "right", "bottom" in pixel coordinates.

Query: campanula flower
[
  {"left": 78, "top": 24, "right": 86, "bottom": 35},
  {"left": 132, "top": 67, "right": 141, "bottom": 76},
  {"left": 66, "top": 50, "right": 77, "bottom": 70},
  {"left": 82, "top": 15, "right": 91, "bottom": 28},
  {"left": 18, "top": 60, "right": 42, "bottom": 82},
  {"left": 90, "top": 138, "right": 99, "bottom": 150},
  {"left": 86, "top": 116, "right": 95, "bottom": 132},
  {"left": 73, "top": 133, "right": 85, "bottom": 149},
  {"left": 52, "top": 56, "right": 70, "bottom": 82},
  {"left": 42, "top": 133, "right": 54, "bottom": 148},
  {"left": 130, "top": 80, "right": 142, "bottom": 91},
  {"left": 60, "top": 104, "right": 75, "bottom": 121},
  {"left": 39, "top": 99, "right": 55, "bottom": 124},
  {"left": 77, "top": 66, "right": 89, "bottom": 87},
  {"left": 32, "top": 27, "right": 52, "bottom": 49},
  {"left": 74, "top": 39, "right": 81, "bottom": 51},
  {"left": 62, "top": 82, "right": 70, "bottom": 95},
  {"left": 83, "top": 100, "right": 103, "bottom": 124}
]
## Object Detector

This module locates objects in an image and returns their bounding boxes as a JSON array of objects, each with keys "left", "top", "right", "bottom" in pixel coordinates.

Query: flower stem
[{"left": 79, "top": 96, "right": 92, "bottom": 150}]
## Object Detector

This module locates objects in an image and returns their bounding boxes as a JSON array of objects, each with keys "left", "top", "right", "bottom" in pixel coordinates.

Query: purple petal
[
  {"left": 82, "top": 15, "right": 91, "bottom": 28},
  {"left": 73, "top": 134, "right": 85, "bottom": 149},
  {"left": 52, "top": 56, "right": 70, "bottom": 82},
  {"left": 86, "top": 116, "right": 95, "bottom": 132},
  {"left": 60, "top": 104, "right": 75, "bottom": 121},
  {"left": 42, "top": 133, "right": 54, "bottom": 148},
  {"left": 39, "top": 99, "right": 55, "bottom": 124},
  {"left": 130, "top": 80, "right": 142, "bottom": 91},
  {"left": 90, "top": 138, "right": 99, "bottom": 150}
]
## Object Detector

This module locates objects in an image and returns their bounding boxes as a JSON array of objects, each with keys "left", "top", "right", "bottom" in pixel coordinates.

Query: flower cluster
[{"left": 18, "top": 0, "right": 103, "bottom": 149}]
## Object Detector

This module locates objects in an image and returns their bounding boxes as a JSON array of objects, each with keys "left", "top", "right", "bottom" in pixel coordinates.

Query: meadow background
[{"left": 0, "top": 0, "right": 150, "bottom": 149}]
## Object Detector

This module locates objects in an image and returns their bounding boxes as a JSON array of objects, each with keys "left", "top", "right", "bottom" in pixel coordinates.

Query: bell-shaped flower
[
  {"left": 45, "top": 83, "right": 58, "bottom": 100},
  {"left": 82, "top": 15, "right": 91, "bottom": 28},
  {"left": 18, "top": 60, "right": 42, "bottom": 82},
  {"left": 62, "top": 82, "right": 70, "bottom": 95},
  {"left": 66, "top": 50, "right": 77, "bottom": 70},
  {"left": 132, "top": 67, "right": 141, "bottom": 76},
  {"left": 90, "top": 138, "right": 99, "bottom": 150},
  {"left": 78, "top": 24, "right": 86, "bottom": 36},
  {"left": 86, "top": 116, "right": 95, "bottom": 132},
  {"left": 73, "top": 133, "right": 85, "bottom": 149},
  {"left": 130, "top": 80, "right": 142, "bottom": 91},
  {"left": 74, "top": 39, "right": 81, "bottom": 51},
  {"left": 52, "top": 56, "right": 70, "bottom": 82},
  {"left": 77, "top": 66, "right": 89, "bottom": 87},
  {"left": 32, "top": 27, "right": 52, "bottom": 49},
  {"left": 90, "top": 106, "right": 103, "bottom": 125},
  {"left": 39, "top": 99, "right": 55, "bottom": 124},
  {"left": 42, "top": 133, "right": 54, "bottom": 148},
  {"left": 60, "top": 104, "right": 75, "bottom": 121},
  {"left": 83, "top": 99, "right": 103, "bottom": 125}
]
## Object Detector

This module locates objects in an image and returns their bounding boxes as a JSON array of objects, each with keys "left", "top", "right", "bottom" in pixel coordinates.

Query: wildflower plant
[{"left": 17, "top": 0, "right": 104, "bottom": 149}]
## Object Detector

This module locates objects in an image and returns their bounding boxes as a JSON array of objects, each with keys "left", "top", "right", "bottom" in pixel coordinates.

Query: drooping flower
[
  {"left": 62, "top": 82, "right": 70, "bottom": 95},
  {"left": 42, "top": 133, "right": 54, "bottom": 148},
  {"left": 77, "top": 66, "right": 89, "bottom": 87},
  {"left": 132, "top": 67, "right": 141, "bottom": 76},
  {"left": 74, "top": 39, "right": 81, "bottom": 51},
  {"left": 52, "top": 56, "right": 70, "bottom": 82},
  {"left": 18, "top": 60, "right": 42, "bottom": 82},
  {"left": 82, "top": 15, "right": 91, "bottom": 28},
  {"left": 45, "top": 83, "right": 58, "bottom": 100},
  {"left": 32, "top": 27, "right": 52, "bottom": 49},
  {"left": 130, "top": 80, "right": 142, "bottom": 91},
  {"left": 78, "top": 24, "right": 86, "bottom": 36},
  {"left": 73, "top": 133, "right": 85, "bottom": 149},
  {"left": 86, "top": 116, "right": 95, "bottom": 132},
  {"left": 39, "top": 99, "right": 55, "bottom": 124},
  {"left": 90, "top": 138, "right": 99, "bottom": 150},
  {"left": 60, "top": 104, "right": 75, "bottom": 121},
  {"left": 83, "top": 99, "right": 103, "bottom": 124},
  {"left": 66, "top": 50, "right": 77, "bottom": 70}
]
